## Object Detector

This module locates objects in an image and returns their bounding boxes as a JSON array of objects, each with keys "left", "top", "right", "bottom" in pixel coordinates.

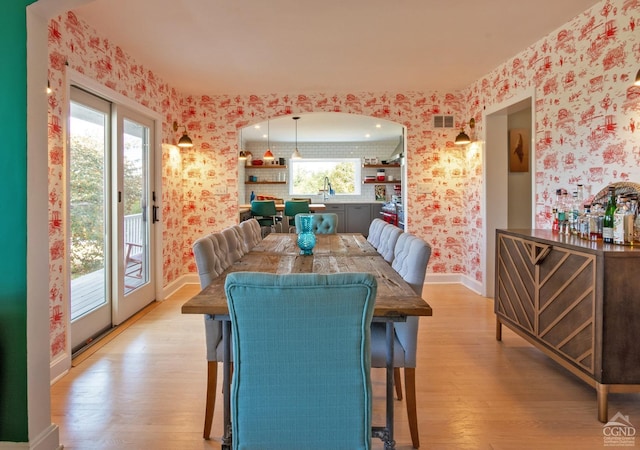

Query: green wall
[{"left": 0, "top": 0, "right": 35, "bottom": 442}]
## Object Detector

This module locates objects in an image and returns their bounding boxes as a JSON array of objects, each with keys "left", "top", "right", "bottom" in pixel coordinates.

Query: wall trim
[
  {"left": 161, "top": 274, "right": 199, "bottom": 299},
  {"left": 425, "top": 273, "right": 485, "bottom": 297},
  {"left": 49, "top": 352, "right": 70, "bottom": 386},
  {"left": 0, "top": 424, "right": 61, "bottom": 450}
]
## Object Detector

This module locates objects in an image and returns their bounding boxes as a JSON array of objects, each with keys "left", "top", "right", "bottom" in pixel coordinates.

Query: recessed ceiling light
[
  {"left": 254, "top": 125, "right": 261, "bottom": 129},
  {"left": 376, "top": 124, "right": 381, "bottom": 128},
  {"left": 365, "top": 134, "right": 371, "bottom": 138}
]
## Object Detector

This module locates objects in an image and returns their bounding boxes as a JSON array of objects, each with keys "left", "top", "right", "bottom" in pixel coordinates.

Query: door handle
[{"left": 152, "top": 205, "right": 159, "bottom": 224}]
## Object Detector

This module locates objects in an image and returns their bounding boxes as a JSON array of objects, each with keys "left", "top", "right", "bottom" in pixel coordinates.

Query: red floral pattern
[{"left": 47, "top": 0, "right": 640, "bottom": 359}]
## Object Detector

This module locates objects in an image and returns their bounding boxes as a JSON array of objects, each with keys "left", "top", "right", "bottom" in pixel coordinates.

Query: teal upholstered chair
[
  {"left": 294, "top": 212, "right": 338, "bottom": 234},
  {"left": 283, "top": 200, "right": 310, "bottom": 232},
  {"left": 225, "top": 272, "right": 377, "bottom": 450},
  {"left": 250, "top": 200, "right": 281, "bottom": 234},
  {"left": 370, "top": 233, "right": 431, "bottom": 449}
]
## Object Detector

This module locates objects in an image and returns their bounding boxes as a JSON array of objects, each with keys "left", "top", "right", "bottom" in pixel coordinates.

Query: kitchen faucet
[{"left": 322, "top": 176, "right": 332, "bottom": 201}]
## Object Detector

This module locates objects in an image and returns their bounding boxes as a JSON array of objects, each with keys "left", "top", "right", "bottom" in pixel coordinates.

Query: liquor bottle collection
[{"left": 552, "top": 184, "right": 640, "bottom": 246}]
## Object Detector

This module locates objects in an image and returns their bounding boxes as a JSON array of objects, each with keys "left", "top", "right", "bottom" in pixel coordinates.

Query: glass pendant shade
[
  {"left": 263, "top": 149, "right": 274, "bottom": 160},
  {"left": 635, "top": 68, "right": 640, "bottom": 86},
  {"left": 291, "top": 116, "right": 302, "bottom": 159},
  {"left": 238, "top": 127, "right": 247, "bottom": 160}
]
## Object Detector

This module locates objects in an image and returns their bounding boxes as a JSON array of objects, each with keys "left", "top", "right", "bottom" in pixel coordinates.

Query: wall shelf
[
  {"left": 245, "top": 181, "right": 287, "bottom": 185},
  {"left": 244, "top": 165, "right": 287, "bottom": 169},
  {"left": 363, "top": 164, "right": 400, "bottom": 168},
  {"left": 363, "top": 180, "right": 401, "bottom": 184}
]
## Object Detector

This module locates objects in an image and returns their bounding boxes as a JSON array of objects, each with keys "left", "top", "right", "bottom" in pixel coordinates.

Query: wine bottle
[{"left": 603, "top": 187, "right": 616, "bottom": 244}]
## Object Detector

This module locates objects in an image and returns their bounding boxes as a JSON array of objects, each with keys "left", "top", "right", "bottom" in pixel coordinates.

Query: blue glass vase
[{"left": 297, "top": 214, "right": 316, "bottom": 255}]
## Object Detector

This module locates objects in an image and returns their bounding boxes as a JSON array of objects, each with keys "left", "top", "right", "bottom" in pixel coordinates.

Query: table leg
[{"left": 221, "top": 320, "right": 232, "bottom": 449}]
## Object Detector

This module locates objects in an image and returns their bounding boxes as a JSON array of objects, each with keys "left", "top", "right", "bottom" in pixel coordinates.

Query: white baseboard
[
  {"left": 424, "top": 273, "right": 462, "bottom": 284},
  {"left": 49, "top": 352, "right": 70, "bottom": 386},
  {"left": 0, "top": 424, "right": 61, "bottom": 450},
  {"left": 161, "top": 274, "right": 199, "bottom": 299},
  {"left": 424, "top": 273, "right": 486, "bottom": 297}
]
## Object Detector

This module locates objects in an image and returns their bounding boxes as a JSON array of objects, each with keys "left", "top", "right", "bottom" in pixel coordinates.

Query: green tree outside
[
  {"left": 292, "top": 160, "right": 357, "bottom": 195},
  {"left": 70, "top": 134, "right": 142, "bottom": 277}
]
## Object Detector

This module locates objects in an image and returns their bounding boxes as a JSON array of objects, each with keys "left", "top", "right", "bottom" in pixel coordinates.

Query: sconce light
[
  {"left": 46, "top": 80, "right": 52, "bottom": 95},
  {"left": 635, "top": 68, "right": 640, "bottom": 86},
  {"left": 263, "top": 119, "right": 274, "bottom": 160},
  {"left": 291, "top": 116, "right": 302, "bottom": 159},
  {"left": 455, "top": 118, "right": 475, "bottom": 145},
  {"left": 172, "top": 121, "right": 193, "bottom": 148}
]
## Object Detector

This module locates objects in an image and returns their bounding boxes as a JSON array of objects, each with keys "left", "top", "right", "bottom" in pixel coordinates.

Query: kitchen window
[{"left": 290, "top": 158, "right": 361, "bottom": 196}]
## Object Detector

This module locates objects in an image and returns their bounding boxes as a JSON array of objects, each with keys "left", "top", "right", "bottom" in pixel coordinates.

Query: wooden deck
[{"left": 71, "top": 263, "right": 145, "bottom": 320}]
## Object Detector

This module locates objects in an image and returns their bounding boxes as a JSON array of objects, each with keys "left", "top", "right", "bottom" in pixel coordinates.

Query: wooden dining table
[{"left": 182, "top": 233, "right": 433, "bottom": 449}]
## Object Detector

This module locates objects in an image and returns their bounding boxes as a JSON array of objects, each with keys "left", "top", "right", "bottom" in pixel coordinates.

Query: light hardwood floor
[{"left": 51, "top": 284, "right": 640, "bottom": 449}]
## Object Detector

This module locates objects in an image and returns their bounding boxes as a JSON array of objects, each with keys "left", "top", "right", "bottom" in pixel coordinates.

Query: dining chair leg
[
  {"left": 203, "top": 361, "right": 217, "bottom": 439},
  {"left": 394, "top": 367, "right": 403, "bottom": 400},
  {"left": 405, "top": 367, "right": 419, "bottom": 449}
]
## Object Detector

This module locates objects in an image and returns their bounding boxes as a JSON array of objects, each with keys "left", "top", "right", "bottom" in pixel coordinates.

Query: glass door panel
[
  {"left": 123, "top": 119, "right": 149, "bottom": 294},
  {"left": 113, "top": 108, "right": 156, "bottom": 324},
  {"left": 69, "top": 87, "right": 112, "bottom": 353}
]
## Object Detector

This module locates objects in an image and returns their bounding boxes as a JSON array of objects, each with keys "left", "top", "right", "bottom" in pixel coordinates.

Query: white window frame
[{"left": 289, "top": 158, "right": 362, "bottom": 196}]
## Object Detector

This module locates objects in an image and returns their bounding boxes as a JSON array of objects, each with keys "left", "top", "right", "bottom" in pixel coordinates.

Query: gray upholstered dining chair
[
  {"left": 225, "top": 272, "right": 377, "bottom": 450},
  {"left": 294, "top": 212, "right": 338, "bottom": 234},
  {"left": 238, "top": 218, "right": 262, "bottom": 250},
  {"left": 192, "top": 232, "right": 233, "bottom": 439},
  {"left": 376, "top": 223, "right": 403, "bottom": 263},
  {"left": 221, "top": 226, "right": 246, "bottom": 267},
  {"left": 370, "top": 232, "right": 431, "bottom": 449},
  {"left": 367, "top": 218, "right": 387, "bottom": 249}
]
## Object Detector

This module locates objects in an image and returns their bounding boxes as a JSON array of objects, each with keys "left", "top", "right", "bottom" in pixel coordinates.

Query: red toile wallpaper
[{"left": 47, "top": 0, "right": 639, "bottom": 360}]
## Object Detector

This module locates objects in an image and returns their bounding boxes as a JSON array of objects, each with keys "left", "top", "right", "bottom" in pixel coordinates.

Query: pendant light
[
  {"left": 263, "top": 119, "right": 274, "bottom": 160},
  {"left": 238, "top": 126, "right": 247, "bottom": 160},
  {"left": 291, "top": 116, "right": 302, "bottom": 159},
  {"left": 635, "top": 68, "right": 640, "bottom": 86}
]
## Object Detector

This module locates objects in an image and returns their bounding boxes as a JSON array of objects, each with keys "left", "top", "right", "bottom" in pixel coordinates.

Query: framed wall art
[{"left": 509, "top": 128, "right": 529, "bottom": 172}]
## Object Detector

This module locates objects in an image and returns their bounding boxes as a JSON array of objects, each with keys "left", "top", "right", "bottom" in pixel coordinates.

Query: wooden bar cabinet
[{"left": 495, "top": 229, "right": 640, "bottom": 422}]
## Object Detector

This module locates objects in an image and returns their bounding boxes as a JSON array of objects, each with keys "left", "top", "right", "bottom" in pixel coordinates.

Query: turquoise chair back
[
  {"left": 250, "top": 200, "right": 279, "bottom": 229},
  {"left": 294, "top": 212, "right": 338, "bottom": 234},
  {"left": 283, "top": 200, "right": 310, "bottom": 230},
  {"left": 225, "top": 272, "right": 376, "bottom": 450}
]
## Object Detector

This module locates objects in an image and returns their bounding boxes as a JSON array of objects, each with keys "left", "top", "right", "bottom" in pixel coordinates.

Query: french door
[{"left": 69, "top": 87, "right": 156, "bottom": 354}]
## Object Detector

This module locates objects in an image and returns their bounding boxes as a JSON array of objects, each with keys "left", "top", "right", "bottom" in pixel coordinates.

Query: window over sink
[{"left": 290, "top": 158, "right": 361, "bottom": 196}]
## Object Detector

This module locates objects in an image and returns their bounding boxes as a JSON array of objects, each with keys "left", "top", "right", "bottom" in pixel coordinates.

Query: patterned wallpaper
[
  {"left": 47, "top": 0, "right": 640, "bottom": 359},
  {"left": 465, "top": 0, "right": 640, "bottom": 235},
  {"left": 47, "top": 11, "right": 183, "bottom": 357}
]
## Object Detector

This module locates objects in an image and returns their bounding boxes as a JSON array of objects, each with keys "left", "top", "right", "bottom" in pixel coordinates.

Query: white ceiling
[
  {"left": 240, "top": 112, "right": 404, "bottom": 143},
  {"left": 71, "top": 0, "right": 599, "bottom": 142}
]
